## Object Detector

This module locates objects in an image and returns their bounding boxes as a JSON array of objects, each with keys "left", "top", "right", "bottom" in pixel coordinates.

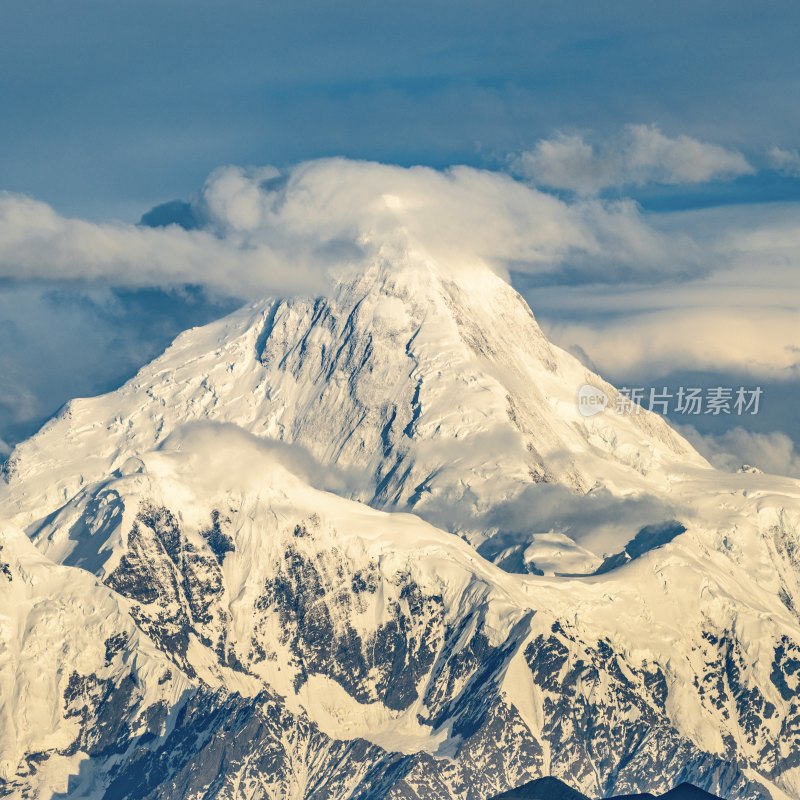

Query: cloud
[
  {"left": 480, "top": 483, "right": 684, "bottom": 558},
  {"left": 0, "top": 160, "right": 705, "bottom": 300},
  {"left": 158, "top": 421, "right": 371, "bottom": 497},
  {"left": 768, "top": 146, "right": 800, "bottom": 176},
  {"left": 544, "top": 308, "right": 800, "bottom": 380},
  {"left": 678, "top": 425, "right": 800, "bottom": 478},
  {"left": 189, "top": 160, "right": 700, "bottom": 285},
  {"left": 0, "top": 190, "right": 327, "bottom": 299},
  {"left": 532, "top": 202, "right": 800, "bottom": 379},
  {"left": 515, "top": 124, "right": 754, "bottom": 194},
  {"left": 415, "top": 478, "right": 685, "bottom": 568},
  {"left": 0, "top": 284, "right": 237, "bottom": 449}
]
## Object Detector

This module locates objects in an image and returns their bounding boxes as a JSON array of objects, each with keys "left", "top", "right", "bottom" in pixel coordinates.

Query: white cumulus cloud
[{"left": 516, "top": 124, "right": 754, "bottom": 194}]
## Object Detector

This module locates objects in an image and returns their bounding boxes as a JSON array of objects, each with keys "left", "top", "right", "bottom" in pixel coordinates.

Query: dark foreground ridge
[{"left": 491, "top": 776, "right": 722, "bottom": 800}]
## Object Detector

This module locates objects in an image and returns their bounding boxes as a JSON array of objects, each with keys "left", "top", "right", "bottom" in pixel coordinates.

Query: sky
[{"left": 1, "top": 0, "right": 799, "bottom": 475}]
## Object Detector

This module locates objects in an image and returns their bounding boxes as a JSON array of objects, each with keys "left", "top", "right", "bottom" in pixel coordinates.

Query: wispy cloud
[
  {"left": 768, "top": 146, "right": 800, "bottom": 176},
  {"left": 0, "top": 190, "right": 327, "bottom": 299},
  {"left": 534, "top": 202, "right": 800, "bottom": 379},
  {"left": 544, "top": 307, "right": 800, "bottom": 380},
  {"left": 159, "top": 422, "right": 372, "bottom": 497},
  {"left": 415, "top": 479, "right": 685, "bottom": 564},
  {"left": 515, "top": 124, "right": 754, "bottom": 194},
  {"left": 678, "top": 425, "right": 800, "bottom": 478}
]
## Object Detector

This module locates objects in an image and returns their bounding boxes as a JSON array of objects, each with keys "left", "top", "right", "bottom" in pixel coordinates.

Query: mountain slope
[
  {"left": 4, "top": 423, "right": 798, "bottom": 799},
  {"left": 1, "top": 259, "right": 706, "bottom": 573}
]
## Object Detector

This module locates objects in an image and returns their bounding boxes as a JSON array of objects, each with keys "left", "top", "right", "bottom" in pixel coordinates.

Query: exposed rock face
[{"left": 490, "top": 775, "right": 723, "bottom": 799}]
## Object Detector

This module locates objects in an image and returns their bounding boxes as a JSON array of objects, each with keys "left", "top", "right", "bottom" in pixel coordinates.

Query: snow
[
  {"left": 297, "top": 675, "right": 450, "bottom": 755},
  {"left": 1, "top": 256, "right": 709, "bottom": 563},
  {"left": 0, "top": 526, "right": 188, "bottom": 792},
  {"left": 1, "top": 255, "right": 800, "bottom": 798}
]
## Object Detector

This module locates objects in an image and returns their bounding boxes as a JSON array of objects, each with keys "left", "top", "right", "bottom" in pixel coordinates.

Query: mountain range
[
  {"left": 1, "top": 256, "right": 799, "bottom": 799},
  {"left": 491, "top": 776, "right": 721, "bottom": 799}
]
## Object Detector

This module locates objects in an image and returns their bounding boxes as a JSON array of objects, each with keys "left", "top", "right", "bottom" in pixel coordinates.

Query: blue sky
[
  {"left": 1, "top": 0, "right": 799, "bottom": 475},
  {"left": 3, "top": 0, "right": 800, "bottom": 219}
]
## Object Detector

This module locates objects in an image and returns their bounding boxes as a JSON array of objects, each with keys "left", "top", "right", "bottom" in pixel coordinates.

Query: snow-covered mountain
[
  {"left": 2, "top": 257, "right": 705, "bottom": 573},
  {"left": 2, "top": 255, "right": 800, "bottom": 800}
]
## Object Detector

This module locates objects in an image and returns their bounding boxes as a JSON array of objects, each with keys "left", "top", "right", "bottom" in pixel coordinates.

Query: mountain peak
[
  {"left": 489, "top": 776, "right": 723, "bottom": 800},
  {"left": 2, "top": 258, "right": 705, "bottom": 573}
]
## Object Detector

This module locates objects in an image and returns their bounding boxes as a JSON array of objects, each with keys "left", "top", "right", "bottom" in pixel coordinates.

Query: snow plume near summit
[{"left": 0, "top": 158, "right": 701, "bottom": 299}]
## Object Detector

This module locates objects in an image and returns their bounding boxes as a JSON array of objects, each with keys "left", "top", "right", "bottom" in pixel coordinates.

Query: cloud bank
[
  {"left": 0, "top": 159, "right": 703, "bottom": 301},
  {"left": 544, "top": 307, "right": 800, "bottom": 380},
  {"left": 516, "top": 124, "right": 754, "bottom": 194},
  {"left": 0, "top": 189, "right": 327, "bottom": 299},
  {"left": 533, "top": 202, "right": 800, "bottom": 380}
]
